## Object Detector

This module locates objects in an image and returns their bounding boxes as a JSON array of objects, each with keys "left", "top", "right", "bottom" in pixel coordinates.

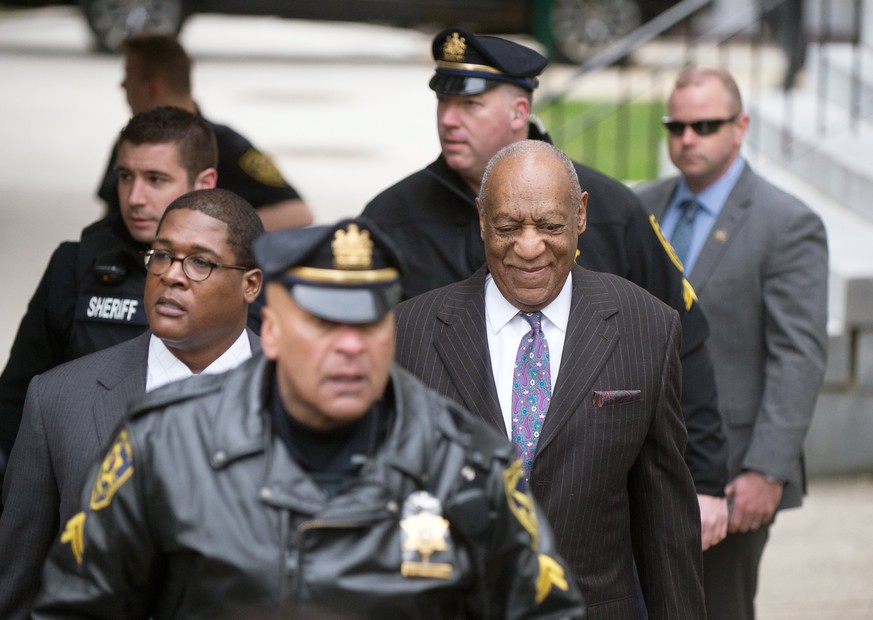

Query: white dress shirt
[
  {"left": 146, "top": 330, "right": 253, "bottom": 393},
  {"left": 484, "top": 273, "right": 572, "bottom": 438}
]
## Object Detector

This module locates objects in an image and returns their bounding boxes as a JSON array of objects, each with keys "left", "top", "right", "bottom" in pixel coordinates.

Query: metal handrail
[
  {"left": 535, "top": 0, "right": 869, "bottom": 184},
  {"left": 538, "top": 0, "right": 714, "bottom": 108}
]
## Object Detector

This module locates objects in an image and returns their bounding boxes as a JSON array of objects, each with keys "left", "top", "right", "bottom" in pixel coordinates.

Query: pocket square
[{"left": 592, "top": 390, "right": 642, "bottom": 408}]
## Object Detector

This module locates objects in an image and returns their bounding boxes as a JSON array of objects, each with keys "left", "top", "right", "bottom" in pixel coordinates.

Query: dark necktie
[
  {"left": 670, "top": 198, "right": 702, "bottom": 267},
  {"left": 511, "top": 311, "right": 552, "bottom": 481}
]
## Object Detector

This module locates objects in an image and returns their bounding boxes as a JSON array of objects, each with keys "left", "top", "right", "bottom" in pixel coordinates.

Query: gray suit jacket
[
  {"left": 0, "top": 329, "right": 260, "bottom": 619},
  {"left": 395, "top": 265, "right": 704, "bottom": 620},
  {"left": 636, "top": 162, "right": 828, "bottom": 509}
]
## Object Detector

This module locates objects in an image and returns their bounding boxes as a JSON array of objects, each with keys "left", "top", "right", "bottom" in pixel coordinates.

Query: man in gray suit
[
  {"left": 636, "top": 66, "right": 828, "bottom": 620},
  {"left": 0, "top": 188, "right": 264, "bottom": 619},
  {"left": 395, "top": 140, "right": 705, "bottom": 619}
]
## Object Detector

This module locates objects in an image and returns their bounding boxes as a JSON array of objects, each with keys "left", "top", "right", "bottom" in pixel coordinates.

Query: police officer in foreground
[
  {"left": 33, "top": 218, "right": 585, "bottom": 620},
  {"left": 363, "top": 27, "right": 729, "bottom": 548},
  {"left": 0, "top": 106, "right": 218, "bottom": 480}
]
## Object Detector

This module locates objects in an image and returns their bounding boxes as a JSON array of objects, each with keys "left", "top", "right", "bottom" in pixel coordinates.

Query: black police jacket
[
  {"left": 363, "top": 126, "right": 727, "bottom": 496},
  {"left": 0, "top": 218, "right": 148, "bottom": 471},
  {"left": 33, "top": 356, "right": 585, "bottom": 620}
]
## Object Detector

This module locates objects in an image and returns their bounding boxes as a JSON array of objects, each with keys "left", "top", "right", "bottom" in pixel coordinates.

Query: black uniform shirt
[{"left": 0, "top": 218, "right": 148, "bottom": 471}]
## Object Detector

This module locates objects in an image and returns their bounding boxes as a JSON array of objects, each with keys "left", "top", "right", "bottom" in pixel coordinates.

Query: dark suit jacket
[
  {"left": 395, "top": 265, "right": 704, "bottom": 620},
  {"left": 637, "top": 163, "right": 828, "bottom": 509},
  {"left": 0, "top": 329, "right": 261, "bottom": 620}
]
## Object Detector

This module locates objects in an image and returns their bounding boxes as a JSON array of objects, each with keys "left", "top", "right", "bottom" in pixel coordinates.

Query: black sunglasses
[{"left": 661, "top": 113, "right": 740, "bottom": 137}]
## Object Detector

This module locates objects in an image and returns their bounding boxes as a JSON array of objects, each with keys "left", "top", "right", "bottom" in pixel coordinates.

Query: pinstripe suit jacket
[
  {"left": 637, "top": 163, "right": 828, "bottom": 509},
  {"left": 395, "top": 265, "right": 704, "bottom": 620},
  {"left": 0, "top": 329, "right": 260, "bottom": 620}
]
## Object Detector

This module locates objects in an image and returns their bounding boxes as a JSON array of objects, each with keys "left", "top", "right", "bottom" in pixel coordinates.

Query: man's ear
[
  {"left": 578, "top": 191, "right": 588, "bottom": 233},
  {"left": 194, "top": 167, "right": 218, "bottom": 189},
  {"left": 510, "top": 97, "right": 531, "bottom": 130},
  {"left": 476, "top": 197, "right": 486, "bottom": 241},
  {"left": 259, "top": 293, "right": 279, "bottom": 361},
  {"left": 242, "top": 269, "right": 263, "bottom": 304},
  {"left": 147, "top": 76, "right": 167, "bottom": 106}
]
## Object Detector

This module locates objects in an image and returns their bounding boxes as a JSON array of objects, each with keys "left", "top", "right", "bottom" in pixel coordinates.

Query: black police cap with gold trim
[
  {"left": 253, "top": 218, "right": 405, "bottom": 324},
  {"left": 429, "top": 27, "right": 548, "bottom": 96}
]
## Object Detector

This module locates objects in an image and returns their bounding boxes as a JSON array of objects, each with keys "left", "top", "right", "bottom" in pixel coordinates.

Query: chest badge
[{"left": 399, "top": 491, "right": 454, "bottom": 579}]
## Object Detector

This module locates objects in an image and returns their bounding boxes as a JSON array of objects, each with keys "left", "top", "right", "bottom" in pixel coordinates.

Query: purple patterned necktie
[{"left": 511, "top": 311, "right": 552, "bottom": 481}]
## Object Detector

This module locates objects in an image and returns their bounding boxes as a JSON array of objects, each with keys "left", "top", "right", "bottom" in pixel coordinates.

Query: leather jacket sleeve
[{"left": 32, "top": 426, "right": 157, "bottom": 619}]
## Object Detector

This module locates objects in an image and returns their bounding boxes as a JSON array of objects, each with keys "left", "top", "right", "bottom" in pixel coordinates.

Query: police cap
[
  {"left": 429, "top": 27, "right": 548, "bottom": 96},
  {"left": 253, "top": 218, "right": 404, "bottom": 324}
]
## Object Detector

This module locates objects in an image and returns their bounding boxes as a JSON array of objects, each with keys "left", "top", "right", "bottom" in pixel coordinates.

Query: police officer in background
[
  {"left": 363, "top": 28, "right": 729, "bottom": 549},
  {"left": 0, "top": 106, "right": 218, "bottom": 479},
  {"left": 98, "top": 33, "right": 313, "bottom": 231},
  {"left": 33, "top": 218, "right": 585, "bottom": 620}
]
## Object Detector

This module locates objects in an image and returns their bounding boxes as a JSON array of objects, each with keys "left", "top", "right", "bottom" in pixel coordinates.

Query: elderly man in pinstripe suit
[{"left": 395, "top": 140, "right": 704, "bottom": 620}]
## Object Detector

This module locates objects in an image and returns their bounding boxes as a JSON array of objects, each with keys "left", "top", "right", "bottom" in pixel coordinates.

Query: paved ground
[{"left": 1, "top": 7, "right": 871, "bottom": 618}]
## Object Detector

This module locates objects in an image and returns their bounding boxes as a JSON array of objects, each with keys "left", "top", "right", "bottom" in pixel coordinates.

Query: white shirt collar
[
  {"left": 485, "top": 272, "right": 572, "bottom": 336},
  {"left": 146, "top": 330, "right": 252, "bottom": 392}
]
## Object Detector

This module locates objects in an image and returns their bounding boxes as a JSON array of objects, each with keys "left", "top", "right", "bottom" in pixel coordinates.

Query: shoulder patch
[
  {"left": 238, "top": 148, "right": 287, "bottom": 187},
  {"left": 648, "top": 215, "right": 699, "bottom": 311},
  {"left": 90, "top": 429, "right": 134, "bottom": 511},
  {"left": 503, "top": 459, "right": 539, "bottom": 549}
]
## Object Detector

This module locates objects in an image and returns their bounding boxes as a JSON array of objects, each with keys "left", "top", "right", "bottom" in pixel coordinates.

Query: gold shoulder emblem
[
  {"left": 535, "top": 553, "right": 571, "bottom": 603},
  {"left": 503, "top": 460, "right": 539, "bottom": 549},
  {"left": 238, "top": 149, "right": 287, "bottom": 187},
  {"left": 60, "top": 511, "right": 87, "bottom": 565},
  {"left": 90, "top": 429, "right": 134, "bottom": 511}
]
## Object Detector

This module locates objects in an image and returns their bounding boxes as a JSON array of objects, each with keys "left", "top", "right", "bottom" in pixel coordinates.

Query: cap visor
[
  {"left": 290, "top": 284, "right": 401, "bottom": 324},
  {"left": 429, "top": 73, "right": 499, "bottom": 95}
]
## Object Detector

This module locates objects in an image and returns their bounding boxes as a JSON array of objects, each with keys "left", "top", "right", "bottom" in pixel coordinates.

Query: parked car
[{"left": 1, "top": 0, "right": 679, "bottom": 63}]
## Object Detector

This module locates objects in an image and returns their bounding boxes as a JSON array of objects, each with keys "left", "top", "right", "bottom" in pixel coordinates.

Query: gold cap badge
[
  {"left": 442, "top": 32, "right": 466, "bottom": 62},
  {"left": 332, "top": 223, "right": 372, "bottom": 270}
]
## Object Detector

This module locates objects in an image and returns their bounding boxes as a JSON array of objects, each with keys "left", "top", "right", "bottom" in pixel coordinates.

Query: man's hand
[
  {"left": 698, "top": 494, "right": 728, "bottom": 550},
  {"left": 725, "top": 471, "right": 783, "bottom": 534}
]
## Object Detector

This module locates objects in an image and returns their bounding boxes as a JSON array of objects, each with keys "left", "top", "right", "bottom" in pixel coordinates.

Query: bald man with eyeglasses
[{"left": 0, "top": 189, "right": 264, "bottom": 620}]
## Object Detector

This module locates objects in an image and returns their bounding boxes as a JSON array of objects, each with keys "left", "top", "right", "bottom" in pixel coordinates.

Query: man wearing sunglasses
[
  {"left": 0, "top": 189, "right": 263, "bottom": 620},
  {"left": 637, "top": 66, "right": 828, "bottom": 620}
]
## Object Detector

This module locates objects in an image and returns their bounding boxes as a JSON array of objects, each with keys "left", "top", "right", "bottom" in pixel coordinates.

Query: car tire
[
  {"left": 547, "top": 0, "right": 643, "bottom": 64},
  {"left": 79, "top": 0, "right": 188, "bottom": 52}
]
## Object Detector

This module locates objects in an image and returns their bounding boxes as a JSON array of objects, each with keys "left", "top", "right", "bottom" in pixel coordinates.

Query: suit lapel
[
  {"left": 537, "top": 267, "right": 619, "bottom": 456},
  {"left": 689, "top": 166, "right": 756, "bottom": 293},
  {"left": 645, "top": 178, "right": 679, "bottom": 221},
  {"left": 432, "top": 269, "right": 504, "bottom": 432},
  {"left": 92, "top": 333, "right": 150, "bottom": 445}
]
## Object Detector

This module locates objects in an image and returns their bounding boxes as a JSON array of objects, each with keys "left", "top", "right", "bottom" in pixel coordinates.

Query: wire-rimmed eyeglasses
[
  {"left": 661, "top": 113, "right": 740, "bottom": 137},
  {"left": 141, "top": 249, "right": 249, "bottom": 282}
]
